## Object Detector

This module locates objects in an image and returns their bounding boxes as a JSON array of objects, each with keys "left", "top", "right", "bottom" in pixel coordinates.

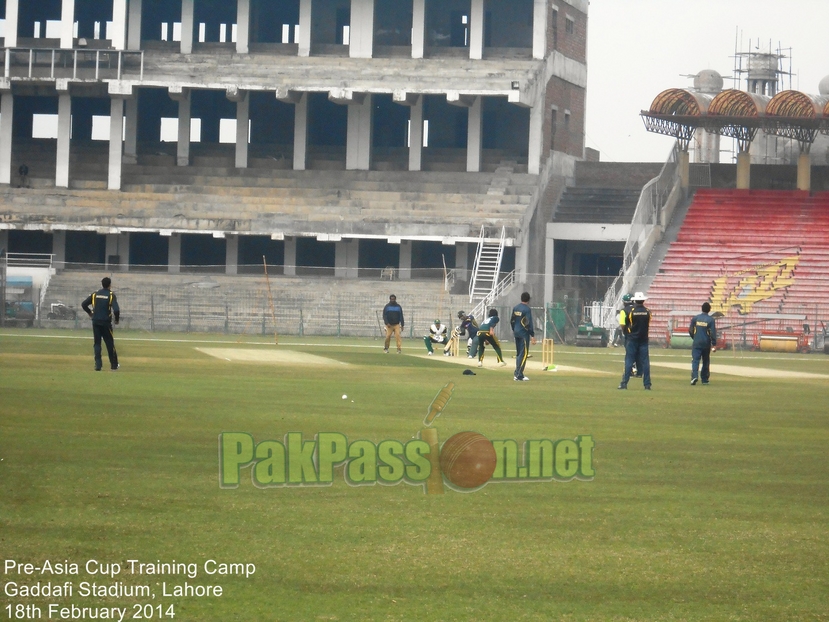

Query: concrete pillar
[
  {"left": 234, "top": 92, "right": 249, "bottom": 169},
  {"left": 797, "top": 151, "right": 811, "bottom": 191},
  {"left": 408, "top": 97, "right": 423, "bottom": 172},
  {"left": 181, "top": 0, "right": 195, "bottom": 54},
  {"left": 532, "top": 0, "right": 547, "bottom": 60},
  {"left": 526, "top": 100, "right": 543, "bottom": 175},
  {"left": 736, "top": 151, "right": 751, "bottom": 190},
  {"left": 225, "top": 235, "right": 239, "bottom": 275},
  {"left": 455, "top": 242, "right": 469, "bottom": 282},
  {"left": 118, "top": 233, "right": 130, "bottom": 270},
  {"left": 398, "top": 240, "right": 412, "bottom": 280},
  {"left": 412, "top": 0, "right": 425, "bottom": 59},
  {"left": 111, "top": 0, "right": 128, "bottom": 50},
  {"left": 5, "top": 0, "right": 20, "bottom": 48},
  {"left": 60, "top": 0, "right": 76, "bottom": 49},
  {"left": 293, "top": 93, "right": 308, "bottom": 170},
  {"left": 679, "top": 149, "right": 690, "bottom": 190},
  {"left": 167, "top": 234, "right": 181, "bottom": 273},
  {"left": 346, "top": 95, "right": 372, "bottom": 170},
  {"left": 127, "top": 0, "right": 143, "bottom": 49},
  {"left": 469, "top": 0, "right": 484, "bottom": 60},
  {"left": 56, "top": 92, "right": 72, "bottom": 188},
  {"left": 543, "top": 236, "right": 554, "bottom": 304},
  {"left": 124, "top": 97, "right": 138, "bottom": 164},
  {"left": 298, "top": 0, "right": 312, "bottom": 57},
  {"left": 236, "top": 0, "right": 251, "bottom": 54},
  {"left": 105, "top": 233, "right": 128, "bottom": 271},
  {"left": 350, "top": 0, "right": 375, "bottom": 59},
  {"left": 466, "top": 96, "right": 482, "bottom": 173},
  {"left": 284, "top": 237, "right": 297, "bottom": 276},
  {"left": 108, "top": 97, "right": 125, "bottom": 190},
  {"left": 170, "top": 89, "right": 192, "bottom": 166},
  {"left": 0, "top": 91, "right": 13, "bottom": 186},
  {"left": 335, "top": 239, "right": 359, "bottom": 278},
  {"left": 52, "top": 231, "right": 67, "bottom": 271},
  {"left": 0, "top": 230, "right": 7, "bottom": 253}
]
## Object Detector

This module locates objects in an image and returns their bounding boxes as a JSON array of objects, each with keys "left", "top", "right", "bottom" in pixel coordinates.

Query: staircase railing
[{"left": 601, "top": 144, "right": 681, "bottom": 329}]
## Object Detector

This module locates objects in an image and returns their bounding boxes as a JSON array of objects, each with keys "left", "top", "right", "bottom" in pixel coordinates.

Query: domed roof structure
[
  {"left": 694, "top": 70, "right": 724, "bottom": 94},
  {"left": 819, "top": 74, "right": 829, "bottom": 95}
]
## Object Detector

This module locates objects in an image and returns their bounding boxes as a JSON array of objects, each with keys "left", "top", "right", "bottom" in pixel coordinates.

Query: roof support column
[
  {"left": 469, "top": 0, "right": 484, "bottom": 60},
  {"left": 408, "top": 96, "right": 423, "bottom": 171},
  {"left": 412, "top": 0, "right": 425, "bottom": 59},
  {"left": 532, "top": 0, "right": 547, "bottom": 60},
  {"left": 0, "top": 90, "right": 14, "bottom": 186},
  {"left": 350, "top": 0, "right": 375, "bottom": 59},
  {"left": 108, "top": 96, "right": 125, "bottom": 190},
  {"left": 284, "top": 237, "right": 297, "bottom": 276},
  {"left": 236, "top": 0, "right": 251, "bottom": 54},
  {"left": 124, "top": 97, "right": 138, "bottom": 164},
  {"left": 678, "top": 149, "right": 690, "bottom": 191},
  {"left": 346, "top": 94, "right": 372, "bottom": 171},
  {"left": 797, "top": 151, "right": 811, "bottom": 191},
  {"left": 5, "top": 0, "right": 20, "bottom": 48},
  {"left": 52, "top": 231, "right": 66, "bottom": 270},
  {"left": 335, "top": 239, "right": 358, "bottom": 279},
  {"left": 298, "top": 0, "right": 312, "bottom": 57},
  {"left": 293, "top": 93, "right": 308, "bottom": 170},
  {"left": 527, "top": 100, "right": 543, "bottom": 175},
  {"left": 466, "top": 96, "right": 482, "bottom": 173},
  {"left": 56, "top": 90, "right": 72, "bottom": 188},
  {"left": 398, "top": 240, "right": 412, "bottom": 280},
  {"left": 736, "top": 151, "right": 750, "bottom": 190},
  {"left": 127, "top": 0, "right": 142, "bottom": 49},
  {"left": 227, "top": 88, "right": 249, "bottom": 169},
  {"left": 60, "top": 0, "right": 75, "bottom": 49},
  {"left": 111, "top": 0, "right": 128, "bottom": 50},
  {"left": 181, "top": 0, "right": 194, "bottom": 55},
  {"left": 225, "top": 235, "right": 239, "bottom": 275},
  {"left": 167, "top": 233, "right": 181, "bottom": 273},
  {"left": 169, "top": 87, "right": 191, "bottom": 166}
]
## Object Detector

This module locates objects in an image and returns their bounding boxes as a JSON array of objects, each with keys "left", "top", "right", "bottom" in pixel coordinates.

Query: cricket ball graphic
[{"left": 439, "top": 431, "right": 497, "bottom": 490}]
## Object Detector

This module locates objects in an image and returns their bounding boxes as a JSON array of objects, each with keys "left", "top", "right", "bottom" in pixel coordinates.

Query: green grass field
[{"left": 2, "top": 329, "right": 828, "bottom": 621}]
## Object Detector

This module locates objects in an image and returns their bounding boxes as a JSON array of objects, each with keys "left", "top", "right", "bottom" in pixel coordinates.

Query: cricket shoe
[
  {"left": 691, "top": 377, "right": 698, "bottom": 385},
  {"left": 427, "top": 352, "right": 433, "bottom": 356},
  {"left": 383, "top": 349, "right": 389, "bottom": 354},
  {"left": 477, "top": 361, "right": 483, "bottom": 368},
  {"left": 497, "top": 361, "right": 507, "bottom": 367},
  {"left": 514, "top": 376, "right": 529, "bottom": 381}
]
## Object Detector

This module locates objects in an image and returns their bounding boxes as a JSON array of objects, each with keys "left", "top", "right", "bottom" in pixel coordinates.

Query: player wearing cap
[
  {"left": 612, "top": 294, "right": 633, "bottom": 347},
  {"left": 444, "top": 310, "right": 479, "bottom": 357},
  {"left": 618, "top": 292, "right": 651, "bottom": 390},
  {"left": 423, "top": 319, "right": 449, "bottom": 355}
]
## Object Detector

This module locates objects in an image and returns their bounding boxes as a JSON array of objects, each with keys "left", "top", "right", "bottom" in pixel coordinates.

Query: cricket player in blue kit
[{"left": 510, "top": 292, "right": 536, "bottom": 381}]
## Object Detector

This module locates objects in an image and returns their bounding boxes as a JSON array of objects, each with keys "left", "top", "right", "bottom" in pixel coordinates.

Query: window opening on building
[
  {"left": 566, "top": 16, "right": 574, "bottom": 34},
  {"left": 32, "top": 114, "right": 59, "bottom": 140}
]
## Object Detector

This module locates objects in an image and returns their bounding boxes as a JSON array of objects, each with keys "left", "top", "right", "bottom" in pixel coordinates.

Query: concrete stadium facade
[{"left": 0, "top": 0, "right": 588, "bottom": 296}]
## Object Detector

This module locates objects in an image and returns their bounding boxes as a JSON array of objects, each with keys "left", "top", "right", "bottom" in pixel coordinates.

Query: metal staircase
[{"left": 468, "top": 226, "right": 511, "bottom": 319}]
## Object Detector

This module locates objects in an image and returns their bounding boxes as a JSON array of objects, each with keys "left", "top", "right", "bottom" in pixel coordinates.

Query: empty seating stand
[{"left": 646, "top": 189, "right": 829, "bottom": 350}]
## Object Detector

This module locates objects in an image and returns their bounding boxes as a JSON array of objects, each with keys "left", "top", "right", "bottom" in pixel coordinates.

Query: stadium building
[
  {"left": 1, "top": 1, "right": 827, "bottom": 350},
  {"left": 0, "top": 0, "right": 590, "bottom": 334}
]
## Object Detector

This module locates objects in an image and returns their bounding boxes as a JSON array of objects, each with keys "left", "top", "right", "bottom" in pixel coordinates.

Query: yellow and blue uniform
[
  {"left": 81, "top": 284, "right": 120, "bottom": 371},
  {"left": 510, "top": 301, "right": 534, "bottom": 380},
  {"left": 619, "top": 299, "right": 651, "bottom": 389},
  {"left": 689, "top": 307, "right": 717, "bottom": 384},
  {"left": 473, "top": 315, "right": 504, "bottom": 364}
]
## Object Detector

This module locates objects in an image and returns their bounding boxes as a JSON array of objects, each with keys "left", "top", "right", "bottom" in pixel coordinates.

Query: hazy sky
[{"left": 584, "top": 0, "right": 829, "bottom": 163}]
